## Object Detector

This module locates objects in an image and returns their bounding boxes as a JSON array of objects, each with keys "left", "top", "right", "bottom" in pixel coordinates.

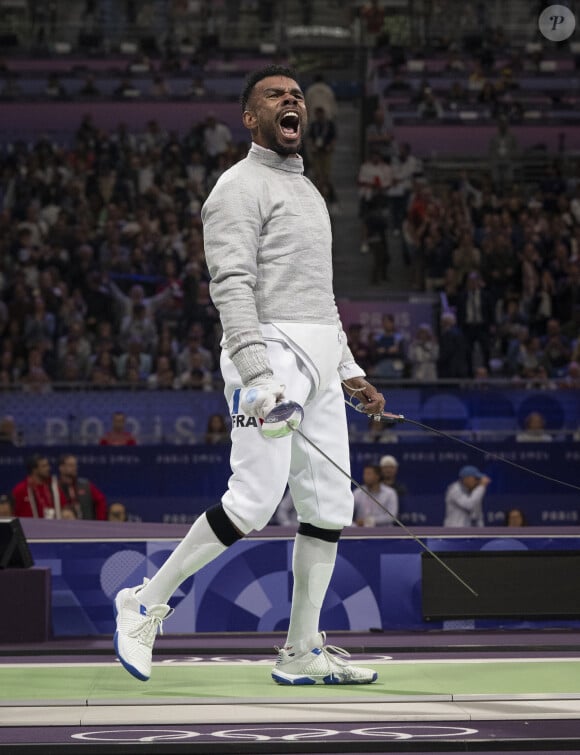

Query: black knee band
[
  {"left": 206, "top": 504, "right": 244, "bottom": 546},
  {"left": 298, "top": 522, "right": 342, "bottom": 543}
]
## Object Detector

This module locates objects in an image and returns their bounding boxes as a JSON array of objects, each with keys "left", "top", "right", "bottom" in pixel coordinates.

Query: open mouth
[{"left": 279, "top": 111, "right": 300, "bottom": 140}]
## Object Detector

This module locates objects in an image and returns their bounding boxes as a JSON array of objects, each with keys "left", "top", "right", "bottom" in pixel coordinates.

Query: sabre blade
[
  {"left": 345, "top": 395, "right": 580, "bottom": 494},
  {"left": 289, "top": 422, "right": 479, "bottom": 598}
]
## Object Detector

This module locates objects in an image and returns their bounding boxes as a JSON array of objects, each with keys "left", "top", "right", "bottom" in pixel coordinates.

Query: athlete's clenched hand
[
  {"left": 240, "top": 378, "right": 286, "bottom": 420},
  {"left": 342, "top": 377, "right": 385, "bottom": 416}
]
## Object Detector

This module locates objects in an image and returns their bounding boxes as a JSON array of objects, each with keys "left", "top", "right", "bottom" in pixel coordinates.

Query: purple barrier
[
  {"left": 2, "top": 103, "right": 577, "bottom": 157},
  {"left": 7, "top": 56, "right": 278, "bottom": 74},
  {"left": 4, "top": 75, "right": 354, "bottom": 101},
  {"left": 337, "top": 297, "right": 434, "bottom": 342},
  {"left": 3, "top": 76, "right": 242, "bottom": 98},
  {"left": 0, "top": 101, "right": 246, "bottom": 141},
  {"left": 393, "top": 124, "right": 580, "bottom": 157},
  {"left": 6, "top": 57, "right": 136, "bottom": 72},
  {"left": 379, "top": 75, "right": 580, "bottom": 91},
  {"left": 205, "top": 57, "right": 284, "bottom": 72},
  {"left": 373, "top": 56, "right": 575, "bottom": 74}
]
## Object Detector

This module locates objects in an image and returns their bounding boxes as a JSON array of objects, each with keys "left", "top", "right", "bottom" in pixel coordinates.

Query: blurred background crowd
[
  {"left": 0, "top": 0, "right": 577, "bottom": 465},
  {"left": 0, "top": 0, "right": 577, "bottom": 404}
]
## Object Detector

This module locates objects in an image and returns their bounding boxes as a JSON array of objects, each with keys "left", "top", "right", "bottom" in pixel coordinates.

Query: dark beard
[
  {"left": 262, "top": 121, "right": 303, "bottom": 156},
  {"left": 271, "top": 142, "right": 301, "bottom": 156}
]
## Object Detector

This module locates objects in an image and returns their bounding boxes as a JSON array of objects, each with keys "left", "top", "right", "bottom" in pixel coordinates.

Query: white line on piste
[{"left": 1, "top": 657, "right": 579, "bottom": 669}]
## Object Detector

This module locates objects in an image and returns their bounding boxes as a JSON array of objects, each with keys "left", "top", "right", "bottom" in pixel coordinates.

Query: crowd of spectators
[
  {"left": 349, "top": 149, "right": 580, "bottom": 385},
  {"left": 0, "top": 114, "right": 247, "bottom": 392},
  {"left": 367, "top": 1, "right": 580, "bottom": 125},
  {"left": 2, "top": 109, "right": 579, "bottom": 393},
  {"left": 1, "top": 21, "right": 579, "bottom": 395},
  {"left": 0, "top": 68, "right": 344, "bottom": 395}
]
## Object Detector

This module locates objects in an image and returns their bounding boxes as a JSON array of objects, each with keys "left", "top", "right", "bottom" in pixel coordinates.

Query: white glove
[{"left": 240, "top": 379, "right": 285, "bottom": 420}]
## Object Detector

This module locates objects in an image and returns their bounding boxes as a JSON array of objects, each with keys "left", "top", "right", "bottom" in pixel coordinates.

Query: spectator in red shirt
[
  {"left": 56, "top": 454, "right": 107, "bottom": 520},
  {"left": 99, "top": 411, "right": 137, "bottom": 446},
  {"left": 12, "top": 454, "right": 66, "bottom": 519}
]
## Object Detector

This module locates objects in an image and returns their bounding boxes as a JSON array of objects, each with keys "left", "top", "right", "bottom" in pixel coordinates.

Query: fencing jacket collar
[{"left": 248, "top": 142, "right": 304, "bottom": 174}]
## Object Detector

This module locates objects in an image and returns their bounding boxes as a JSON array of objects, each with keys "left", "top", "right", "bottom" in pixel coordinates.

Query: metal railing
[
  {"left": 0, "top": 0, "right": 571, "bottom": 55},
  {"left": 0, "top": 0, "right": 357, "bottom": 55}
]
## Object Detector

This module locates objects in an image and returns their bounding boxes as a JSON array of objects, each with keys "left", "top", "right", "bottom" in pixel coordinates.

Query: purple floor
[
  {"left": 2, "top": 627, "right": 580, "bottom": 655},
  {"left": 3, "top": 719, "right": 580, "bottom": 745},
  {"left": 2, "top": 630, "right": 580, "bottom": 753}
]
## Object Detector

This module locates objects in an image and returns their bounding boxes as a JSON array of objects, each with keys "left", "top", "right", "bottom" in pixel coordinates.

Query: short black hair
[
  {"left": 26, "top": 453, "right": 46, "bottom": 474},
  {"left": 240, "top": 65, "right": 299, "bottom": 112}
]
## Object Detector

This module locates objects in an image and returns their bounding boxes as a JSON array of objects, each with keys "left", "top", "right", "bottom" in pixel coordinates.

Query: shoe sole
[
  {"left": 272, "top": 670, "right": 378, "bottom": 685},
  {"left": 113, "top": 594, "right": 150, "bottom": 682}
]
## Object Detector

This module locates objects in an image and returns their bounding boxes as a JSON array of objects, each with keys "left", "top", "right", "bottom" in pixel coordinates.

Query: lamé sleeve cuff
[
  {"left": 230, "top": 342, "right": 274, "bottom": 386},
  {"left": 338, "top": 337, "right": 365, "bottom": 381},
  {"left": 338, "top": 361, "right": 366, "bottom": 381}
]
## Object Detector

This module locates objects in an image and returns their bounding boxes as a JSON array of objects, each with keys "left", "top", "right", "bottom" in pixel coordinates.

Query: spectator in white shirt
[
  {"left": 353, "top": 465, "right": 399, "bottom": 526},
  {"left": 516, "top": 412, "right": 553, "bottom": 442},
  {"left": 357, "top": 150, "right": 392, "bottom": 254},
  {"left": 444, "top": 465, "right": 490, "bottom": 527},
  {"left": 203, "top": 113, "right": 232, "bottom": 169}
]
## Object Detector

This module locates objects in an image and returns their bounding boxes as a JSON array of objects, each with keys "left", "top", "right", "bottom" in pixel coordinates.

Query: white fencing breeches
[{"left": 220, "top": 338, "right": 354, "bottom": 533}]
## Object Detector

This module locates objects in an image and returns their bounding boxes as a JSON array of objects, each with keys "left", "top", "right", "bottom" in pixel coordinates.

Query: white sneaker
[
  {"left": 113, "top": 579, "right": 173, "bottom": 681},
  {"left": 272, "top": 632, "right": 378, "bottom": 685}
]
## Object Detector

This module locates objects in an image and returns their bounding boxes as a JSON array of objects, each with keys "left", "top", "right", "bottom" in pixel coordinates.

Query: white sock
[
  {"left": 285, "top": 533, "right": 338, "bottom": 652},
  {"left": 137, "top": 513, "right": 228, "bottom": 607}
]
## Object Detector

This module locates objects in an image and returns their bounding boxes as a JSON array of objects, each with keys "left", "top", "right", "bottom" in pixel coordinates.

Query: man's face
[
  {"left": 381, "top": 464, "right": 397, "bottom": 482},
  {"left": 60, "top": 456, "right": 77, "bottom": 479},
  {"left": 461, "top": 474, "right": 479, "bottom": 491},
  {"left": 243, "top": 76, "right": 307, "bottom": 156},
  {"left": 362, "top": 467, "right": 380, "bottom": 486},
  {"left": 35, "top": 458, "right": 51, "bottom": 481},
  {"left": 108, "top": 504, "right": 126, "bottom": 521}
]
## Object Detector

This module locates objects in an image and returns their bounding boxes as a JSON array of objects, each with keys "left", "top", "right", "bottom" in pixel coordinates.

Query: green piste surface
[{"left": 2, "top": 660, "right": 580, "bottom": 702}]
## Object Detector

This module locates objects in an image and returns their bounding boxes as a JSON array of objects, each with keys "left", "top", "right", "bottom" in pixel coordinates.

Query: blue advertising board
[
  {"left": 2, "top": 388, "right": 580, "bottom": 445},
  {"left": 1, "top": 440, "right": 578, "bottom": 526},
  {"left": 29, "top": 531, "right": 580, "bottom": 637}
]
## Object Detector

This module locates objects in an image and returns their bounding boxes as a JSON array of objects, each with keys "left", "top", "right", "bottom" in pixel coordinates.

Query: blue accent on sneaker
[
  {"left": 312, "top": 648, "right": 322, "bottom": 655},
  {"left": 139, "top": 604, "right": 147, "bottom": 616},
  {"left": 271, "top": 672, "right": 316, "bottom": 685},
  {"left": 113, "top": 630, "right": 149, "bottom": 682}
]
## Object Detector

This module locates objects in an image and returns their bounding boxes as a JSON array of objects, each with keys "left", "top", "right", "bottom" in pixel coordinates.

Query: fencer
[{"left": 114, "top": 64, "right": 385, "bottom": 686}]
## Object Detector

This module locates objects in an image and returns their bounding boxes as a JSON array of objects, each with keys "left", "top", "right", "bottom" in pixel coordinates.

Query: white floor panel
[
  {"left": 79, "top": 701, "right": 469, "bottom": 726},
  {"left": 0, "top": 707, "right": 85, "bottom": 726},
  {"left": 87, "top": 693, "right": 454, "bottom": 706},
  {"left": 3, "top": 698, "right": 580, "bottom": 728},
  {"left": 455, "top": 699, "right": 580, "bottom": 720}
]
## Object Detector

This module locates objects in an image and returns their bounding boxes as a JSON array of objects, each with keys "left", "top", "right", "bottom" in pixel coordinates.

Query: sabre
[
  {"left": 346, "top": 398, "right": 580, "bottom": 494},
  {"left": 262, "top": 400, "right": 479, "bottom": 597}
]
